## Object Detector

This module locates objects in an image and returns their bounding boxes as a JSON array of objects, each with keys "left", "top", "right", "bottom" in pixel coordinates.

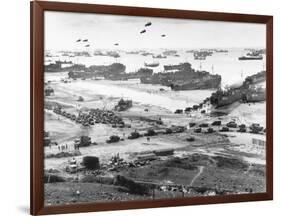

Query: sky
[{"left": 44, "top": 11, "right": 266, "bottom": 50}]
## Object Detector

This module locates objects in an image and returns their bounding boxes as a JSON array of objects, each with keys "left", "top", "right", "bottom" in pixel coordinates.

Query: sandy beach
[{"left": 43, "top": 74, "right": 266, "bottom": 205}]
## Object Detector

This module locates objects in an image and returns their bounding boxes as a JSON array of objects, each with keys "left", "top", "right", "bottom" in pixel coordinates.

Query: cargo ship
[
  {"left": 193, "top": 51, "right": 213, "bottom": 60},
  {"left": 93, "top": 50, "right": 120, "bottom": 58},
  {"left": 238, "top": 55, "right": 263, "bottom": 60},
  {"left": 238, "top": 51, "right": 263, "bottom": 60},
  {"left": 144, "top": 62, "right": 160, "bottom": 67},
  {"left": 162, "top": 50, "right": 178, "bottom": 56}
]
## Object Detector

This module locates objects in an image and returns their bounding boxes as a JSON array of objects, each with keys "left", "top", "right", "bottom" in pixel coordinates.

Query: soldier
[{"left": 76, "top": 190, "right": 80, "bottom": 199}]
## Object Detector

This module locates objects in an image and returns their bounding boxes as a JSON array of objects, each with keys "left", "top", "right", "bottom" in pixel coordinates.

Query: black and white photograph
[{"left": 43, "top": 11, "right": 267, "bottom": 206}]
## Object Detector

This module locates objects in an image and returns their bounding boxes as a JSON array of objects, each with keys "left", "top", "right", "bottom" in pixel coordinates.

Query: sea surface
[{"left": 45, "top": 48, "right": 266, "bottom": 87}]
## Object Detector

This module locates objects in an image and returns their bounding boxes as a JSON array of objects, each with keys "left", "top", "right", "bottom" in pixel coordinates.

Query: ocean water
[{"left": 46, "top": 48, "right": 266, "bottom": 86}]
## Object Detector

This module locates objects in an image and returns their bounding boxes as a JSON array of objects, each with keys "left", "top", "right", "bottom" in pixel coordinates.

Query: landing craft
[
  {"left": 82, "top": 39, "right": 88, "bottom": 42},
  {"left": 161, "top": 34, "right": 166, "bottom": 37},
  {"left": 145, "top": 22, "right": 152, "bottom": 27},
  {"left": 76, "top": 39, "right": 81, "bottom": 42},
  {"left": 140, "top": 29, "right": 146, "bottom": 34}
]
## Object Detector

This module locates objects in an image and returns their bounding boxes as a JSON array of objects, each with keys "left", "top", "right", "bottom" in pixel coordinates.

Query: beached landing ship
[
  {"left": 170, "top": 75, "right": 221, "bottom": 90},
  {"left": 210, "top": 71, "right": 266, "bottom": 107},
  {"left": 164, "top": 62, "right": 192, "bottom": 71},
  {"left": 141, "top": 62, "right": 221, "bottom": 90},
  {"left": 68, "top": 63, "right": 126, "bottom": 79},
  {"left": 245, "top": 86, "right": 266, "bottom": 102},
  {"left": 210, "top": 86, "right": 266, "bottom": 107},
  {"left": 243, "top": 70, "right": 266, "bottom": 86},
  {"left": 45, "top": 60, "right": 73, "bottom": 72}
]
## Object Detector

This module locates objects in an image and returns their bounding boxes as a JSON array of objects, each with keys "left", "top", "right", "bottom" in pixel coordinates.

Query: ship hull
[{"left": 238, "top": 56, "right": 263, "bottom": 60}]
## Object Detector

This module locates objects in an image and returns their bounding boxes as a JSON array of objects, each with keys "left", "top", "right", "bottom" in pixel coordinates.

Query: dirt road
[{"left": 189, "top": 166, "right": 204, "bottom": 186}]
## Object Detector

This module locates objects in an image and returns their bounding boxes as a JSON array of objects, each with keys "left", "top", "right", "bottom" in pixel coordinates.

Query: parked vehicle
[
  {"left": 186, "top": 136, "right": 195, "bottom": 141},
  {"left": 144, "top": 129, "right": 157, "bottom": 136},
  {"left": 219, "top": 127, "right": 229, "bottom": 132},
  {"left": 238, "top": 127, "right": 246, "bottom": 133},
  {"left": 206, "top": 127, "right": 214, "bottom": 133},
  {"left": 211, "top": 121, "right": 221, "bottom": 126},
  {"left": 66, "top": 158, "right": 78, "bottom": 173},
  {"left": 249, "top": 123, "right": 263, "bottom": 134},
  {"left": 226, "top": 121, "right": 237, "bottom": 128},
  {"left": 199, "top": 123, "right": 209, "bottom": 128},
  {"left": 106, "top": 135, "right": 120, "bottom": 143},
  {"left": 174, "top": 109, "right": 183, "bottom": 114},
  {"left": 128, "top": 131, "right": 141, "bottom": 139},
  {"left": 189, "top": 122, "right": 196, "bottom": 128},
  {"left": 194, "top": 127, "right": 202, "bottom": 133}
]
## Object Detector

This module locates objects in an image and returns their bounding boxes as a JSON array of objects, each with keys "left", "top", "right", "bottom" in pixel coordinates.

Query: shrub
[
  {"left": 79, "top": 136, "right": 92, "bottom": 147},
  {"left": 44, "top": 174, "right": 66, "bottom": 183},
  {"left": 83, "top": 156, "right": 100, "bottom": 170},
  {"left": 113, "top": 175, "right": 150, "bottom": 195}
]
